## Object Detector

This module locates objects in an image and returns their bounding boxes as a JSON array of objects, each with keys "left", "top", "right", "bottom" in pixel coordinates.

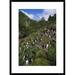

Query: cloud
[
  {"left": 20, "top": 9, "right": 56, "bottom": 21},
  {"left": 20, "top": 10, "right": 34, "bottom": 19},
  {"left": 36, "top": 9, "right": 56, "bottom": 21},
  {"left": 42, "top": 9, "right": 56, "bottom": 21},
  {"left": 43, "top": 9, "right": 56, "bottom": 16},
  {"left": 20, "top": 10, "right": 41, "bottom": 21}
]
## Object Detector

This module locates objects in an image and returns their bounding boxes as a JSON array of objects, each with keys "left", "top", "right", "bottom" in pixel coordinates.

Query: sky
[{"left": 19, "top": 9, "right": 56, "bottom": 21}]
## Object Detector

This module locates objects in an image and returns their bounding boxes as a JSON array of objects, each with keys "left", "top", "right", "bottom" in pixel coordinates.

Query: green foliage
[
  {"left": 32, "top": 58, "right": 49, "bottom": 65},
  {"left": 48, "top": 43, "right": 56, "bottom": 65},
  {"left": 48, "top": 14, "right": 56, "bottom": 24}
]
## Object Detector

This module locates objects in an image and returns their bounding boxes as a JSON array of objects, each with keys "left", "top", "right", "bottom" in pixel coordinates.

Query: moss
[{"left": 32, "top": 58, "right": 49, "bottom": 66}]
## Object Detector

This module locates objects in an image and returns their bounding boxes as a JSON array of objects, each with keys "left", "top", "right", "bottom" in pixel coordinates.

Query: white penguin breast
[{"left": 26, "top": 60, "right": 29, "bottom": 64}]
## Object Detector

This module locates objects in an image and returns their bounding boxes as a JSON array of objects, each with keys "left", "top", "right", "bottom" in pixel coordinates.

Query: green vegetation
[{"left": 19, "top": 11, "right": 56, "bottom": 66}]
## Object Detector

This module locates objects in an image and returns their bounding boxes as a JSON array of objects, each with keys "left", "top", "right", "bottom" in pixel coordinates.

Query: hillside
[{"left": 19, "top": 11, "right": 56, "bottom": 66}]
